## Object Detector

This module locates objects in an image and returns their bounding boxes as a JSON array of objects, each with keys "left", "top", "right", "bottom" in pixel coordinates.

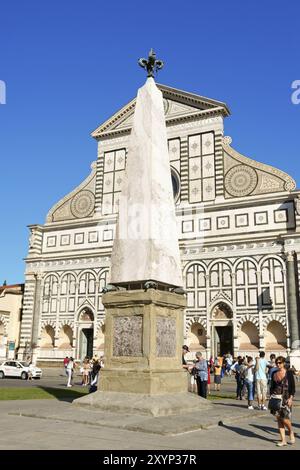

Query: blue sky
[{"left": 0, "top": 0, "right": 299, "bottom": 283}]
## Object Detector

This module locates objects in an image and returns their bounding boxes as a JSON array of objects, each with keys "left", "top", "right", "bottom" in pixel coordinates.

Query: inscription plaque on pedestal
[
  {"left": 156, "top": 316, "right": 176, "bottom": 357},
  {"left": 113, "top": 315, "right": 143, "bottom": 356}
]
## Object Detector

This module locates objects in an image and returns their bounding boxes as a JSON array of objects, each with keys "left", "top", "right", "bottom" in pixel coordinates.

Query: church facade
[{"left": 18, "top": 84, "right": 300, "bottom": 363}]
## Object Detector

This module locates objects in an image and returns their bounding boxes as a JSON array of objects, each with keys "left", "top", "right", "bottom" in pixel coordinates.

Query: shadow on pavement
[
  {"left": 37, "top": 386, "right": 88, "bottom": 402},
  {"left": 219, "top": 423, "right": 276, "bottom": 443},
  {"left": 291, "top": 422, "right": 300, "bottom": 429},
  {"left": 250, "top": 423, "right": 278, "bottom": 435}
]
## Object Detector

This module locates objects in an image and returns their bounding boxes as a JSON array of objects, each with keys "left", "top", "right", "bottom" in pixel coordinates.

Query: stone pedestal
[
  {"left": 74, "top": 289, "right": 211, "bottom": 415},
  {"left": 101, "top": 288, "right": 187, "bottom": 394},
  {"left": 289, "top": 350, "right": 300, "bottom": 371}
]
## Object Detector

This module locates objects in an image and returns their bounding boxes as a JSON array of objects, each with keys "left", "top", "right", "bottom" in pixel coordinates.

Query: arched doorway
[
  {"left": 77, "top": 308, "right": 94, "bottom": 360},
  {"left": 211, "top": 302, "right": 233, "bottom": 357}
]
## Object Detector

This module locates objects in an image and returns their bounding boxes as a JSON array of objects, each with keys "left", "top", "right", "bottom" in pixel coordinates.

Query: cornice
[
  {"left": 94, "top": 108, "right": 226, "bottom": 141},
  {"left": 156, "top": 83, "right": 230, "bottom": 115},
  {"left": 92, "top": 83, "right": 230, "bottom": 140}
]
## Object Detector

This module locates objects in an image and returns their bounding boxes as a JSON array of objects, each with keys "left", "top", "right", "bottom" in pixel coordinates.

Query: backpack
[{"left": 239, "top": 365, "right": 247, "bottom": 380}]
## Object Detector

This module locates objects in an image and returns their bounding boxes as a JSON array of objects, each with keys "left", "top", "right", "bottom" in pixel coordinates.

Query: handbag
[
  {"left": 279, "top": 405, "right": 291, "bottom": 419},
  {"left": 268, "top": 394, "right": 282, "bottom": 412}
]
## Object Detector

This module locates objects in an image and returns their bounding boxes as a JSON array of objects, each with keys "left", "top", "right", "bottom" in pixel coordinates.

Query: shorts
[
  {"left": 256, "top": 379, "right": 267, "bottom": 400},
  {"left": 214, "top": 375, "right": 221, "bottom": 385}
]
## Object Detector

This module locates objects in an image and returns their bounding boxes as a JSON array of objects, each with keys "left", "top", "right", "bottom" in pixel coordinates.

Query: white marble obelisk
[{"left": 110, "top": 77, "right": 183, "bottom": 288}]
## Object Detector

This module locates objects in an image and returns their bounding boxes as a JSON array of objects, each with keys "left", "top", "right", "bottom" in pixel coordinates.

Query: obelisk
[
  {"left": 110, "top": 66, "right": 182, "bottom": 288},
  {"left": 74, "top": 50, "right": 210, "bottom": 416}
]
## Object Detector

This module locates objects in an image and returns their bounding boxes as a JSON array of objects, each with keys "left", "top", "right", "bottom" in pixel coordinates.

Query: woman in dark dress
[{"left": 269, "top": 356, "right": 296, "bottom": 447}]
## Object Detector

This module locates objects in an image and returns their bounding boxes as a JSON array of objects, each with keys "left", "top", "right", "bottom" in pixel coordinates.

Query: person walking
[
  {"left": 66, "top": 356, "right": 74, "bottom": 387},
  {"left": 244, "top": 356, "right": 255, "bottom": 409},
  {"left": 255, "top": 351, "right": 268, "bottom": 410},
  {"left": 27, "top": 361, "right": 34, "bottom": 381},
  {"left": 63, "top": 356, "right": 69, "bottom": 376},
  {"left": 269, "top": 356, "right": 296, "bottom": 447},
  {"left": 213, "top": 358, "right": 222, "bottom": 392},
  {"left": 194, "top": 352, "right": 208, "bottom": 399}
]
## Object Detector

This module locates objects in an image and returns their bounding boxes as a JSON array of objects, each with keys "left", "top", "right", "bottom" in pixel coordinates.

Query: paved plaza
[{"left": 0, "top": 371, "right": 299, "bottom": 450}]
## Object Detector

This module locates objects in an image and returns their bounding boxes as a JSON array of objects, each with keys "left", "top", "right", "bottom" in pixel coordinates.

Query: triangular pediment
[{"left": 91, "top": 83, "right": 230, "bottom": 139}]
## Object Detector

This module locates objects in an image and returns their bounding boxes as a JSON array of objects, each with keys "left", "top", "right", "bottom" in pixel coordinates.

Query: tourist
[
  {"left": 255, "top": 351, "right": 268, "bottom": 410},
  {"left": 182, "top": 345, "right": 190, "bottom": 390},
  {"left": 221, "top": 355, "right": 226, "bottom": 377},
  {"left": 268, "top": 354, "right": 277, "bottom": 377},
  {"left": 27, "top": 361, "right": 34, "bottom": 381},
  {"left": 82, "top": 357, "right": 90, "bottom": 386},
  {"left": 209, "top": 356, "right": 214, "bottom": 372},
  {"left": 230, "top": 356, "right": 240, "bottom": 374},
  {"left": 225, "top": 353, "right": 233, "bottom": 376},
  {"left": 190, "top": 360, "right": 198, "bottom": 393},
  {"left": 269, "top": 356, "right": 296, "bottom": 447},
  {"left": 244, "top": 356, "right": 255, "bottom": 409},
  {"left": 63, "top": 356, "right": 69, "bottom": 376},
  {"left": 182, "top": 345, "right": 190, "bottom": 369},
  {"left": 267, "top": 353, "right": 277, "bottom": 396},
  {"left": 194, "top": 351, "right": 208, "bottom": 398},
  {"left": 207, "top": 360, "right": 211, "bottom": 395},
  {"left": 66, "top": 356, "right": 75, "bottom": 387},
  {"left": 232, "top": 357, "right": 246, "bottom": 400},
  {"left": 213, "top": 357, "right": 222, "bottom": 392},
  {"left": 89, "top": 358, "right": 101, "bottom": 393}
]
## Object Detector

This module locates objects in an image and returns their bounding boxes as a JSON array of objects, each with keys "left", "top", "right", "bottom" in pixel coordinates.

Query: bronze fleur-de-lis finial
[{"left": 138, "top": 49, "right": 164, "bottom": 78}]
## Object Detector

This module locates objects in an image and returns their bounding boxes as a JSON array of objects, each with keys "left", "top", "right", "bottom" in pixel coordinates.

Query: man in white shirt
[{"left": 255, "top": 351, "right": 268, "bottom": 410}]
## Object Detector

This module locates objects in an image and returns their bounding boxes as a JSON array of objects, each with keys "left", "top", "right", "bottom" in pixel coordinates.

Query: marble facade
[{"left": 18, "top": 83, "right": 300, "bottom": 364}]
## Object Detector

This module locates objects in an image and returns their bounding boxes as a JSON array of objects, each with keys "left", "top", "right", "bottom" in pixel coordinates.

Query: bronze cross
[{"left": 138, "top": 49, "right": 164, "bottom": 78}]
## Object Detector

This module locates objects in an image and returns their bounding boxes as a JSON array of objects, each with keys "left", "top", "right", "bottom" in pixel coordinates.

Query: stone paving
[
  {"left": 0, "top": 398, "right": 299, "bottom": 450},
  {"left": 0, "top": 371, "right": 299, "bottom": 450}
]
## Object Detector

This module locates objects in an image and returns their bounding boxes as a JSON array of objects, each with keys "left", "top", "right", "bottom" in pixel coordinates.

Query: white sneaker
[
  {"left": 248, "top": 406, "right": 254, "bottom": 410},
  {"left": 261, "top": 405, "right": 267, "bottom": 411},
  {"left": 67, "top": 384, "right": 72, "bottom": 387}
]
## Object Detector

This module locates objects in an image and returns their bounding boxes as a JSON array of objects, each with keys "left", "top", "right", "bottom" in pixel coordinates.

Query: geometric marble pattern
[{"left": 188, "top": 132, "right": 215, "bottom": 203}]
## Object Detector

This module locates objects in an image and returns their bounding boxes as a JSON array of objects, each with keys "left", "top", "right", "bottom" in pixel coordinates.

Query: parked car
[{"left": 0, "top": 360, "right": 42, "bottom": 380}]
